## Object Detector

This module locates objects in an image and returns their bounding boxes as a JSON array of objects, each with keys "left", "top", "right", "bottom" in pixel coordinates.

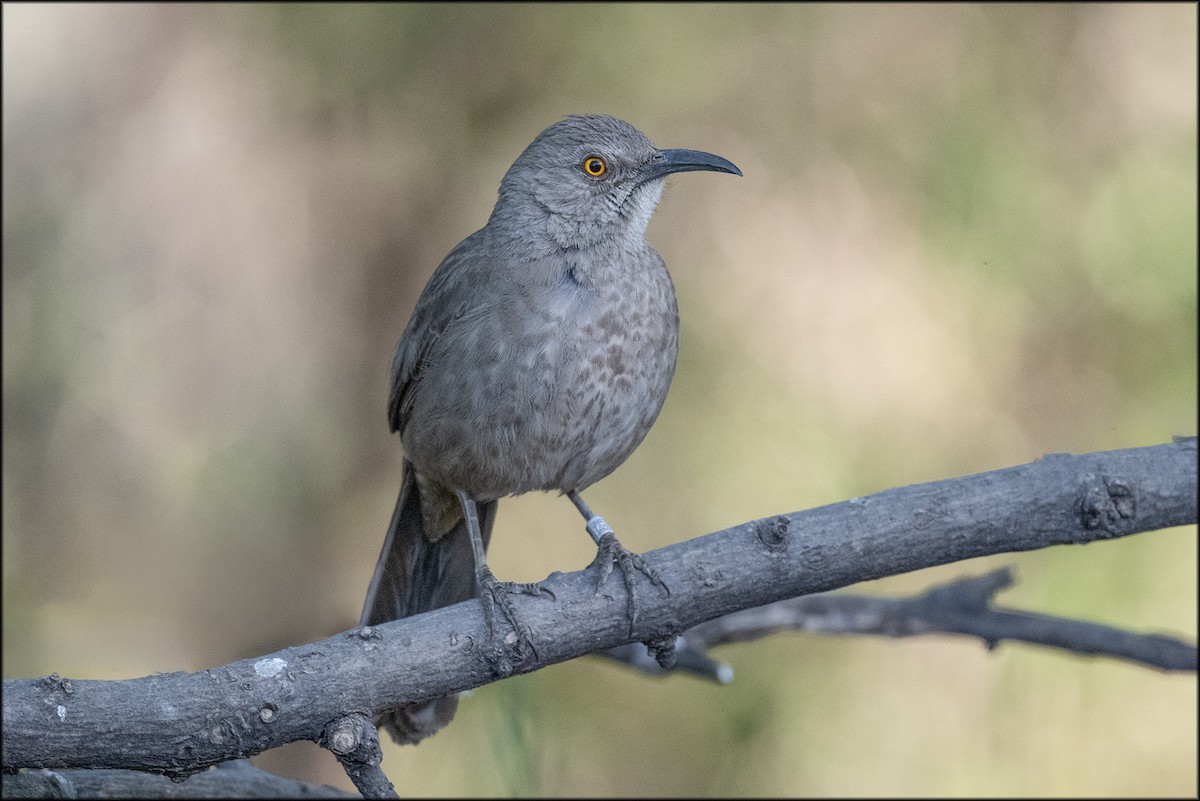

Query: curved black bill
[{"left": 643, "top": 147, "right": 743, "bottom": 182}]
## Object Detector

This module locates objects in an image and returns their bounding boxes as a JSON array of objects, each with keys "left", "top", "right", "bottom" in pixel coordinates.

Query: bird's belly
[
  {"left": 523, "top": 339, "right": 677, "bottom": 492},
  {"left": 402, "top": 300, "right": 678, "bottom": 499}
]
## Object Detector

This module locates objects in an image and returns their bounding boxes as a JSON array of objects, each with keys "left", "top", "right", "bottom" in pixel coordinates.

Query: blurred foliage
[{"left": 3, "top": 3, "right": 1195, "bottom": 796}]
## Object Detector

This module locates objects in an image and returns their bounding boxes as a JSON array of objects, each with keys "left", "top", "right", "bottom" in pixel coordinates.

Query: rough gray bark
[
  {"left": 0, "top": 761, "right": 355, "bottom": 798},
  {"left": 2, "top": 440, "right": 1196, "bottom": 793}
]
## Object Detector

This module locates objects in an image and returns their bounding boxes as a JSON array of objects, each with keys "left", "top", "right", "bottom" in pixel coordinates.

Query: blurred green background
[{"left": 3, "top": 3, "right": 1195, "bottom": 796}]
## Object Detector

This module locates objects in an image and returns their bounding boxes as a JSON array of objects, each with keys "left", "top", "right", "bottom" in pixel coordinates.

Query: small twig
[
  {"left": 319, "top": 714, "right": 397, "bottom": 800},
  {"left": 673, "top": 567, "right": 1197, "bottom": 671}
]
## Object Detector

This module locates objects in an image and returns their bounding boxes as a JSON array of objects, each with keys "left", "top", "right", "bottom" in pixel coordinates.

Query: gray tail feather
[{"left": 361, "top": 459, "right": 496, "bottom": 744}]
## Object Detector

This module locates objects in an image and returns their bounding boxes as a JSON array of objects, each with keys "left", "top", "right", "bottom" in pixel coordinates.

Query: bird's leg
[
  {"left": 568, "top": 490, "right": 670, "bottom": 635},
  {"left": 456, "top": 491, "right": 540, "bottom": 671}
]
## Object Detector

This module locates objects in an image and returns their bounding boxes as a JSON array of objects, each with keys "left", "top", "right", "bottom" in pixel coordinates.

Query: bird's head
[{"left": 490, "top": 114, "right": 741, "bottom": 253}]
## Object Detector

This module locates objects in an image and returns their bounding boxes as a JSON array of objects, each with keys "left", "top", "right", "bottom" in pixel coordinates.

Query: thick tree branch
[{"left": 3, "top": 440, "right": 1196, "bottom": 787}]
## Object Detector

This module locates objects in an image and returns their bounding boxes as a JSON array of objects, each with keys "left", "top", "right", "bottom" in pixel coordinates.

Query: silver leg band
[{"left": 586, "top": 515, "right": 614, "bottom": 543}]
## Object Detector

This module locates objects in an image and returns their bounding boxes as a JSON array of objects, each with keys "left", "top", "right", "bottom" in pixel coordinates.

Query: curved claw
[
  {"left": 497, "top": 579, "right": 557, "bottom": 601},
  {"left": 590, "top": 532, "right": 671, "bottom": 636},
  {"left": 477, "top": 566, "right": 540, "bottom": 671}
]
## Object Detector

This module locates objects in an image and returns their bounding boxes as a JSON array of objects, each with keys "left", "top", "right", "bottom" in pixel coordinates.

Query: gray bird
[{"left": 361, "top": 114, "right": 740, "bottom": 744}]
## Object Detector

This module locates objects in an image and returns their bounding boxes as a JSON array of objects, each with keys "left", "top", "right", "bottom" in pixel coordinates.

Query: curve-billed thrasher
[{"left": 361, "top": 114, "right": 740, "bottom": 744}]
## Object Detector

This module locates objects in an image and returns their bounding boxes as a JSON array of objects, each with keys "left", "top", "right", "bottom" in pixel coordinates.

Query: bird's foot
[
  {"left": 476, "top": 566, "right": 540, "bottom": 675},
  {"left": 495, "top": 579, "right": 556, "bottom": 601},
  {"left": 589, "top": 530, "right": 670, "bottom": 635}
]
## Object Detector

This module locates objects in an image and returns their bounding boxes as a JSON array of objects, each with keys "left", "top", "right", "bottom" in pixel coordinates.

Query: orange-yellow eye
[{"left": 582, "top": 156, "right": 607, "bottom": 177}]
